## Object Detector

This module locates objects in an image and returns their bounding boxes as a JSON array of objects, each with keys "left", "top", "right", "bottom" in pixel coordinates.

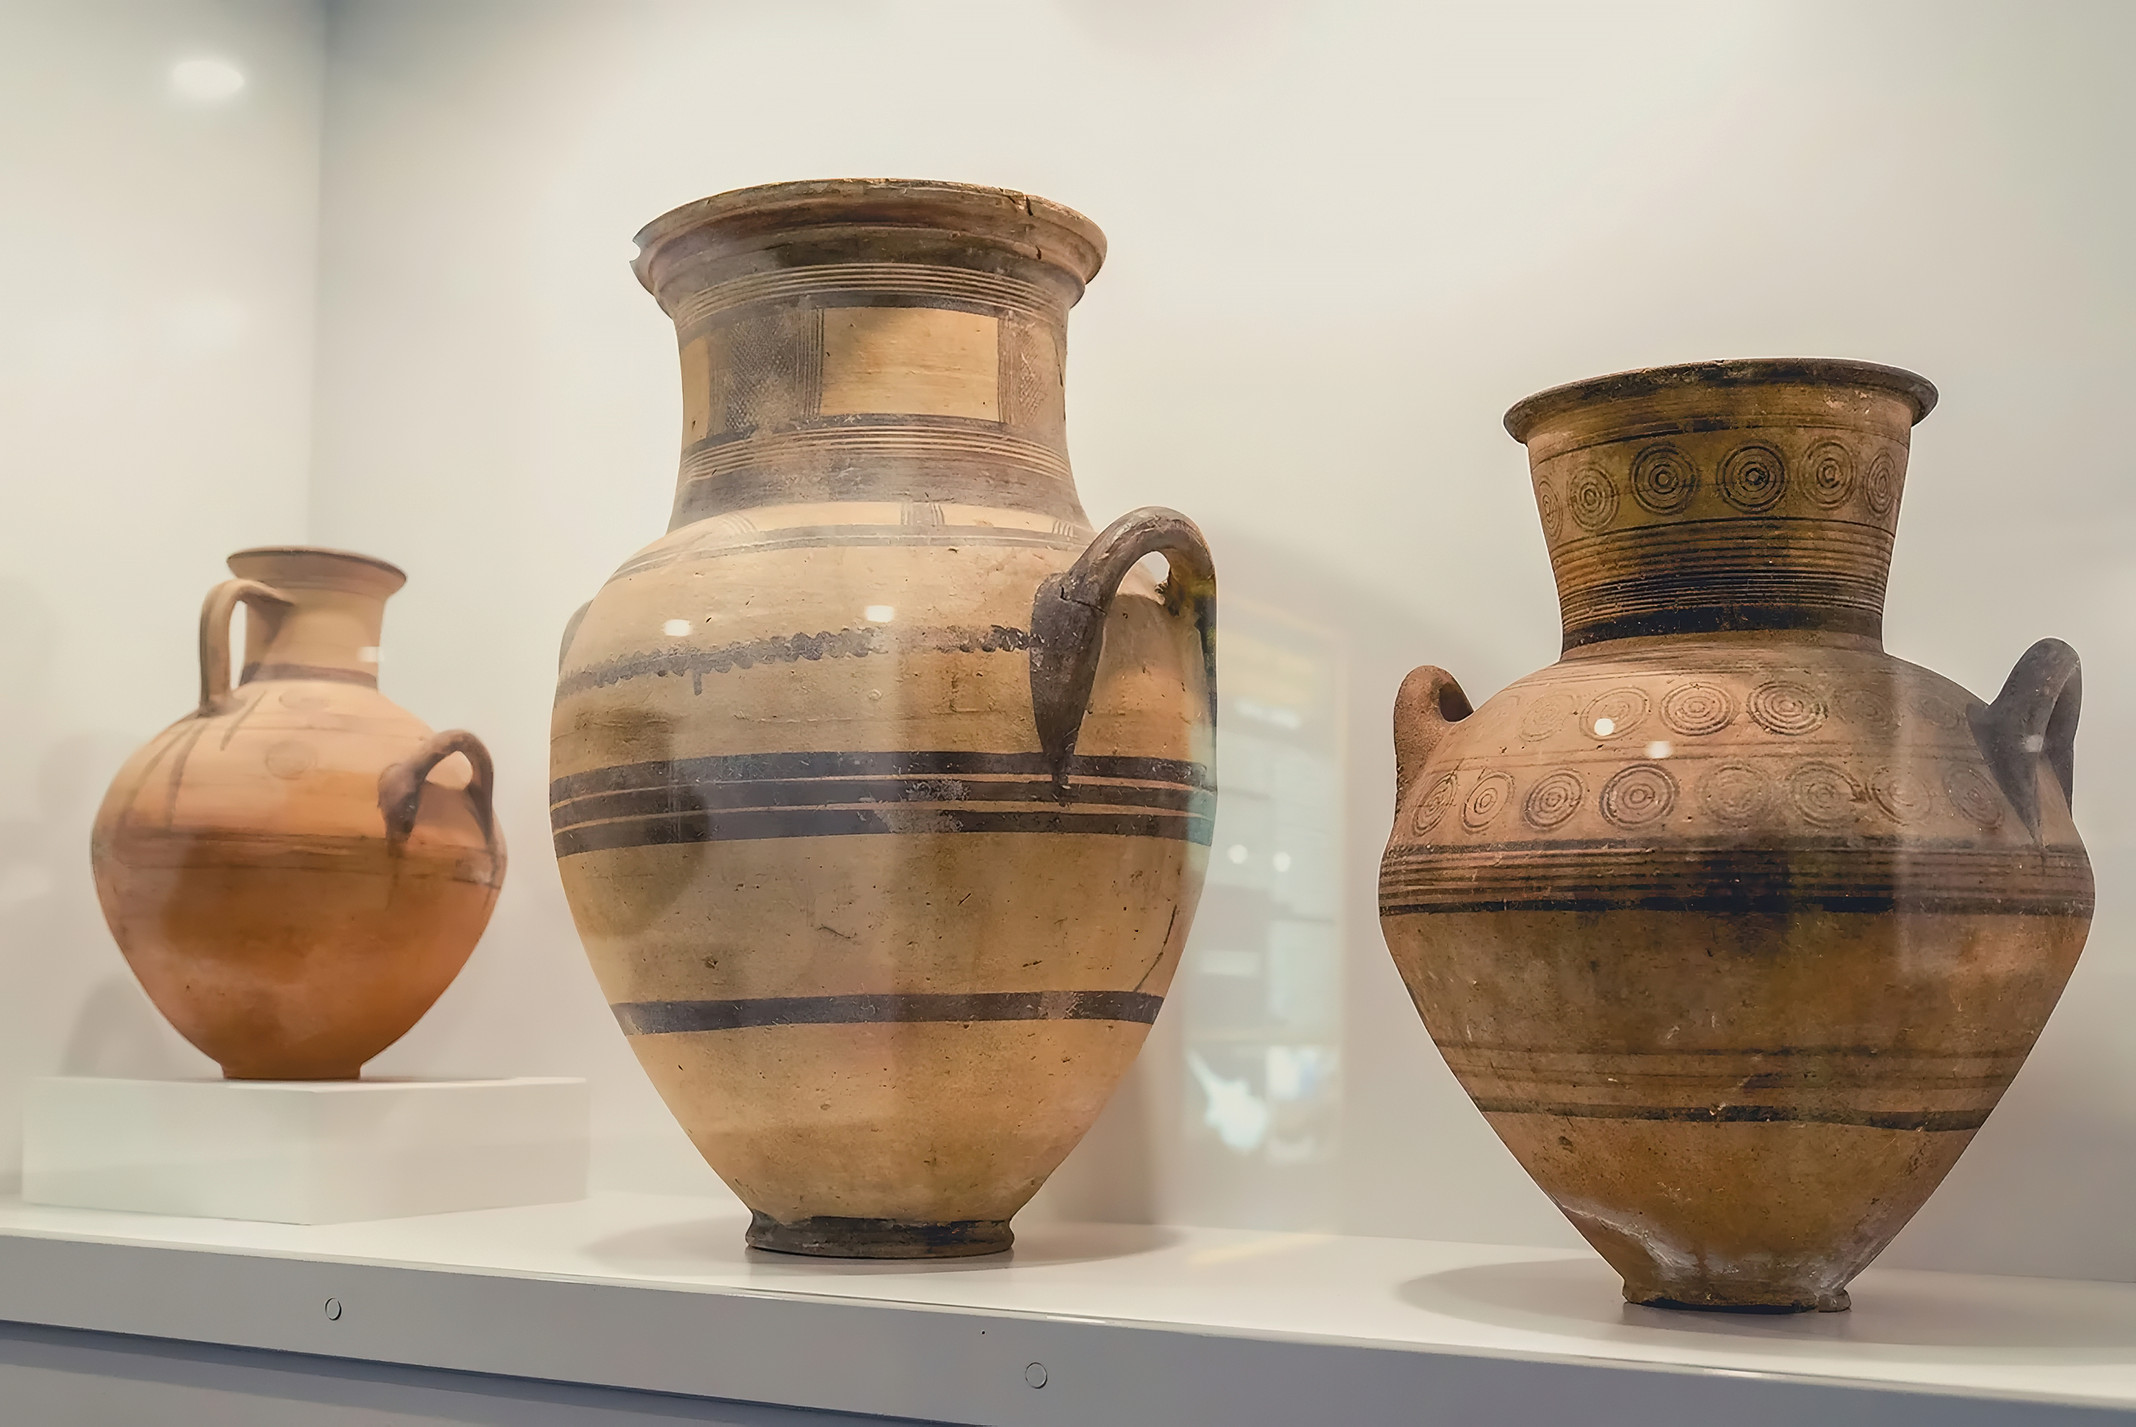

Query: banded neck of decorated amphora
[
  {"left": 1505, "top": 359, "right": 1940, "bottom": 658},
  {"left": 631, "top": 178, "right": 1107, "bottom": 534},
  {"left": 223, "top": 546, "right": 404, "bottom": 689}
]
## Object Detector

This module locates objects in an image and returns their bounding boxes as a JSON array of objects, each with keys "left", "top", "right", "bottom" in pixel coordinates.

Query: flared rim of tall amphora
[
  {"left": 1503, "top": 357, "right": 1940, "bottom": 442},
  {"left": 629, "top": 177, "right": 1109, "bottom": 309}
]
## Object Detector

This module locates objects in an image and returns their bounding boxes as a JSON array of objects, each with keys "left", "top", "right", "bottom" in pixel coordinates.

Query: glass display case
[{"left": 1, "top": 1, "right": 2133, "bottom": 1421}]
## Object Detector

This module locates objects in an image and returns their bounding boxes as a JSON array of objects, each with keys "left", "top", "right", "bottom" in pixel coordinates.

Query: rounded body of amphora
[
  {"left": 1378, "top": 360, "right": 2091, "bottom": 1311},
  {"left": 552, "top": 180, "right": 1216, "bottom": 1258},
  {"left": 91, "top": 547, "right": 505, "bottom": 1080}
]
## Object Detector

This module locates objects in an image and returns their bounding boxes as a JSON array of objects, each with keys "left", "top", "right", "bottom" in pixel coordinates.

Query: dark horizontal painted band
[
  {"left": 1562, "top": 604, "right": 1882, "bottom": 651},
  {"left": 1382, "top": 895, "right": 2094, "bottom": 917},
  {"left": 680, "top": 291, "right": 1040, "bottom": 333},
  {"left": 556, "top": 624, "right": 1036, "bottom": 699},
  {"left": 554, "top": 776, "right": 1211, "bottom": 826},
  {"left": 615, "top": 526, "right": 1082, "bottom": 577},
  {"left": 239, "top": 662, "right": 377, "bottom": 687},
  {"left": 614, "top": 989, "right": 1165, "bottom": 1034},
  {"left": 556, "top": 805, "right": 1211, "bottom": 856},
  {"left": 1471, "top": 1098, "right": 1991, "bottom": 1132},
  {"left": 552, "top": 750, "right": 1213, "bottom": 802},
  {"left": 673, "top": 462, "right": 1081, "bottom": 529}
]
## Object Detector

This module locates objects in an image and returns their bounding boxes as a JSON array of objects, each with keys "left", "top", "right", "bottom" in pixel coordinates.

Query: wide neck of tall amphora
[
  {"left": 225, "top": 546, "right": 404, "bottom": 686},
  {"left": 1505, "top": 359, "right": 1940, "bottom": 656},
  {"left": 632, "top": 179, "right": 1108, "bottom": 533}
]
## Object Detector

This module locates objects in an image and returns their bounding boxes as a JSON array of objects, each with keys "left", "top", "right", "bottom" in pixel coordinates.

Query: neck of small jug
[
  {"left": 226, "top": 554, "right": 396, "bottom": 686},
  {"left": 660, "top": 260, "right": 1090, "bottom": 532},
  {"left": 245, "top": 591, "right": 384, "bottom": 684}
]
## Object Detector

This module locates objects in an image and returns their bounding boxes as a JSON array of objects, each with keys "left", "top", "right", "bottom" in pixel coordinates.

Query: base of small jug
[
  {"left": 746, "top": 1211, "right": 1014, "bottom": 1259},
  {"left": 1626, "top": 1283, "right": 1851, "bottom": 1314}
]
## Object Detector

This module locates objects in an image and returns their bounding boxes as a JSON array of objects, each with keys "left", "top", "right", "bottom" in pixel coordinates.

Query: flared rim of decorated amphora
[{"left": 1504, "top": 358, "right": 1940, "bottom": 444}]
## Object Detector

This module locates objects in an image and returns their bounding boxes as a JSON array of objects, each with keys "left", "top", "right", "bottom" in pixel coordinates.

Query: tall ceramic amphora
[
  {"left": 1379, "top": 360, "right": 2091, "bottom": 1311},
  {"left": 92, "top": 547, "right": 505, "bottom": 1079},
  {"left": 552, "top": 180, "right": 1216, "bottom": 1257}
]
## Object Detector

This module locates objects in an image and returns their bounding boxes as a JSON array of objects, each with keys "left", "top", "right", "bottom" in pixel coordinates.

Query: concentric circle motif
[
  {"left": 1832, "top": 686, "right": 1898, "bottom": 731},
  {"left": 1700, "top": 762, "right": 1773, "bottom": 823},
  {"left": 1519, "top": 691, "right": 1581, "bottom": 743},
  {"left": 1801, "top": 439, "right": 1856, "bottom": 509},
  {"left": 1944, "top": 765, "right": 2007, "bottom": 830},
  {"left": 1582, "top": 687, "right": 1650, "bottom": 740},
  {"left": 1864, "top": 451, "right": 1899, "bottom": 515},
  {"left": 1599, "top": 764, "right": 1678, "bottom": 828},
  {"left": 264, "top": 741, "right": 317, "bottom": 780},
  {"left": 1462, "top": 771, "right": 1515, "bottom": 832},
  {"left": 1409, "top": 772, "right": 1460, "bottom": 835},
  {"left": 1910, "top": 688, "right": 1969, "bottom": 729},
  {"left": 1566, "top": 465, "right": 1621, "bottom": 532},
  {"left": 1870, "top": 767, "right": 1938, "bottom": 824},
  {"left": 1630, "top": 442, "right": 1699, "bottom": 515},
  {"left": 1522, "top": 770, "right": 1586, "bottom": 830},
  {"left": 1659, "top": 681, "right": 1735, "bottom": 737},
  {"left": 1787, "top": 761, "right": 1862, "bottom": 826},
  {"left": 1747, "top": 681, "right": 1826, "bottom": 736},
  {"left": 1535, "top": 477, "right": 1564, "bottom": 541},
  {"left": 1717, "top": 442, "right": 1788, "bottom": 513}
]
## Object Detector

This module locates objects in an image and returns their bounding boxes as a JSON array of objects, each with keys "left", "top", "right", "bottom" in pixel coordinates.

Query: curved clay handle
[
  {"left": 1029, "top": 507, "right": 1216, "bottom": 790},
  {"left": 379, "top": 730, "right": 497, "bottom": 844},
  {"left": 1970, "top": 638, "right": 2081, "bottom": 836},
  {"left": 1391, "top": 665, "right": 1474, "bottom": 803},
  {"left": 197, "top": 578, "right": 292, "bottom": 714}
]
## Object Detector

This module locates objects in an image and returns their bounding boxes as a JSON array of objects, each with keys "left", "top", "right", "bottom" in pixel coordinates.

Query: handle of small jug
[
  {"left": 1971, "top": 637, "right": 2081, "bottom": 836},
  {"left": 1392, "top": 665, "right": 1474, "bottom": 803},
  {"left": 379, "top": 730, "right": 497, "bottom": 844},
  {"left": 197, "top": 578, "right": 292, "bottom": 714},
  {"left": 1029, "top": 507, "right": 1216, "bottom": 790}
]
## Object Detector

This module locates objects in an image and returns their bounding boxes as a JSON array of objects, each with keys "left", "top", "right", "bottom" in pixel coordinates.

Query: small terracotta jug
[
  {"left": 1379, "top": 360, "right": 2091, "bottom": 1311},
  {"left": 91, "top": 547, "right": 506, "bottom": 1080}
]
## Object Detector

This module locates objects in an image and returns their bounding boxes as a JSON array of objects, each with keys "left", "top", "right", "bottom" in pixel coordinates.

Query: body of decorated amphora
[
  {"left": 552, "top": 180, "right": 1215, "bottom": 1258},
  {"left": 1378, "top": 360, "right": 2091, "bottom": 1311},
  {"left": 92, "top": 548, "right": 505, "bottom": 1080}
]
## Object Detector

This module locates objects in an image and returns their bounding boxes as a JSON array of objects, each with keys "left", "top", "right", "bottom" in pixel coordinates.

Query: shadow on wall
[
  {"left": 1035, "top": 523, "right": 1508, "bottom": 1234},
  {"left": 0, "top": 578, "right": 207, "bottom": 1179}
]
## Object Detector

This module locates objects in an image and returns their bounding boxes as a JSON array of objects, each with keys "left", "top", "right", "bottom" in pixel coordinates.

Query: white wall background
[
  {"left": 0, "top": 0, "right": 327, "bottom": 1139},
  {"left": 3, "top": 0, "right": 2133, "bottom": 1283}
]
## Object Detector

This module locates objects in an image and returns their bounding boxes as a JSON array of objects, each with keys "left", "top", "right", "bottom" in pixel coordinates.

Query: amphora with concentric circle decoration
[{"left": 1380, "top": 360, "right": 2091, "bottom": 1312}]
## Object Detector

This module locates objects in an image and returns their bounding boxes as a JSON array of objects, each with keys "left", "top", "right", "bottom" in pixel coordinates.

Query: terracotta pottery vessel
[
  {"left": 552, "top": 180, "right": 1215, "bottom": 1257},
  {"left": 1379, "top": 360, "right": 2091, "bottom": 1312},
  {"left": 92, "top": 547, "right": 505, "bottom": 1080}
]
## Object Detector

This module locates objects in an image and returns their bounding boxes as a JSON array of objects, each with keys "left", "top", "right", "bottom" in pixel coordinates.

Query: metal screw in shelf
[
  {"left": 323, "top": 1298, "right": 343, "bottom": 1322},
  {"left": 1024, "top": 1362, "right": 1048, "bottom": 1389}
]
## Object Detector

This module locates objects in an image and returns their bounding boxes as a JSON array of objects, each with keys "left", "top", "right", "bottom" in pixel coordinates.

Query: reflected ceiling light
[{"left": 169, "top": 55, "right": 247, "bottom": 104}]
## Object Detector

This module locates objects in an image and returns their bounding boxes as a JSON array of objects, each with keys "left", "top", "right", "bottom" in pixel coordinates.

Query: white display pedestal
[{"left": 21, "top": 1077, "right": 590, "bottom": 1224}]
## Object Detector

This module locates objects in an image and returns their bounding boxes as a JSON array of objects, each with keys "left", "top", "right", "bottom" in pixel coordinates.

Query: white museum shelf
[
  {"left": 0, "top": 1191, "right": 2130, "bottom": 1426},
  {"left": 21, "top": 1076, "right": 591, "bottom": 1224}
]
